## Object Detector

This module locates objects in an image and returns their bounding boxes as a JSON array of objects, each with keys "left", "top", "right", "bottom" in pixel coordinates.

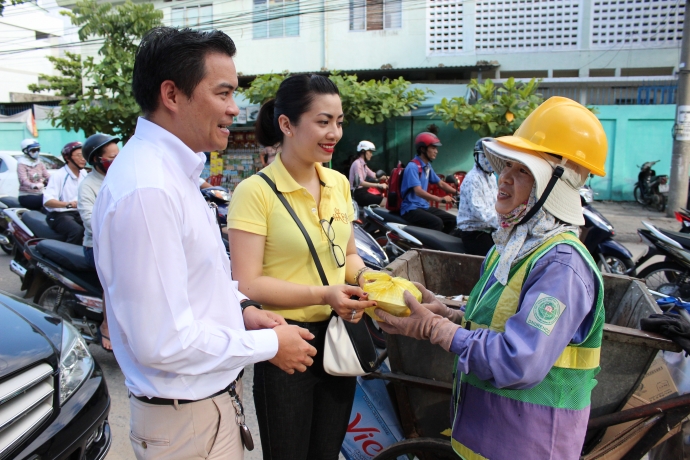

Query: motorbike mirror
[{"left": 376, "top": 170, "right": 386, "bottom": 179}]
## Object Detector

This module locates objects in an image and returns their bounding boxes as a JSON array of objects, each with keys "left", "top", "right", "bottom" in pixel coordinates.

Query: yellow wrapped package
[{"left": 362, "top": 272, "right": 422, "bottom": 322}]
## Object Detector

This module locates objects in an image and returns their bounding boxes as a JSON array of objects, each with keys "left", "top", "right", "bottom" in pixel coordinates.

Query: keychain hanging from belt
[{"left": 228, "top": 379, "right": 254, "bottom": 451}]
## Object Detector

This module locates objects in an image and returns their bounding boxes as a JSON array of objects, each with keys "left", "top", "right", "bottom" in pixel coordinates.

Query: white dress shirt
[
  {"left": 92, "top": 117, "right": 278, "bottom": 400},
  {"left": 43, "top": 165, "right": 87, "bottom": 212}
]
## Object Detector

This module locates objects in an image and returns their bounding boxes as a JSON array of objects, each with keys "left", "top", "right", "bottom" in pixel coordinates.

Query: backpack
[{"left": 386, "top": 159, "right": 423, "bottom": 212}]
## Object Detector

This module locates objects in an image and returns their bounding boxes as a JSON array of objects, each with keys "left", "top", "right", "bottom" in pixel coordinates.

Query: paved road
[{"left": 0, "top": 200, "right": 671, "bottom": 459}]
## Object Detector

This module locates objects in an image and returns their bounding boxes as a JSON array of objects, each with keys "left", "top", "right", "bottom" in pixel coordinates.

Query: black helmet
[{"left": 83, "top": 133, "right": 120, "bottom": 166}]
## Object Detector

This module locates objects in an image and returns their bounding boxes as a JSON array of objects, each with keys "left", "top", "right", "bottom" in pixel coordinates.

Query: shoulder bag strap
[{"left": 258, "top": 172, "right": 329, "bottom": 286}]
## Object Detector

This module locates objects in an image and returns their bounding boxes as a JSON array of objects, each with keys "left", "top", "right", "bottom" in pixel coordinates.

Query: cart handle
[{"left": 587, "top": 393, "right": 690, "bottom": 430}]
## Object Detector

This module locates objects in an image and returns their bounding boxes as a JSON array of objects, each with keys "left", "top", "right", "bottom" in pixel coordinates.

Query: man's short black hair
[{"left": 132, "top": 27, "right": 237, "bottom": 115}]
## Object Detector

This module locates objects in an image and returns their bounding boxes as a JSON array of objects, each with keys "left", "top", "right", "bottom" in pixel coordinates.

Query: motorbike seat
[
  {"left": 372, "top": 208, "right": 408, "bottom": 225},
  {"left": 403, "top": 226, "right": 466, "bottom": 254},
  {"left": 21, "top": 211, "right": 66, "bottom": 241},
  {"left": 0, "top": 196, "right": 20, "bottom": 208},
  {"left": 660, "top": 229, "right": 690, "bottom": 250},
  {"left": 36, "top": 240, "right": 93, "bottom": 272}
]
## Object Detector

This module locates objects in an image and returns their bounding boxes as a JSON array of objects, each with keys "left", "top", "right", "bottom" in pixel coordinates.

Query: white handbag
[{"left": 259, "top": 172, "right": 378, "bottom": 377}]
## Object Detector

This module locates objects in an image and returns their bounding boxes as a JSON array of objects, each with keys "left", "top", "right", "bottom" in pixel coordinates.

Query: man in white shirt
[
  {"left": 92, "top": 27, "right": 317, "bottom": 459},
  {"left": 43, "top": 141, "right": 88, "bottom": 244}
]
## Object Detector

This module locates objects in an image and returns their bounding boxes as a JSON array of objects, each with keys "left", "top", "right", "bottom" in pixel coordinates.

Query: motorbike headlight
[{"left": 59, "top": 321, "right": 94, "bottom": 405}]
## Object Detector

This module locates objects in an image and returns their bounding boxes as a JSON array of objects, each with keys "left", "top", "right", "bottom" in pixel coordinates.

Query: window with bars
[
  {"left": 350, "top": 0, "right": 402, "bottom": 31},
  {"left": 254, "top": 0, "right": 300, "bottom": 39},
  {"left": 171, "top": 4, "right": 213, "bottom": 30},
  {"left": 427, "top": 0, "right": 463, "bottom": 55},
  {"left": 590, "top": 0, "right": 685, "bottom": 48},
  {"left": 474, "top": 0, "right": 581, "bottom": 52}
]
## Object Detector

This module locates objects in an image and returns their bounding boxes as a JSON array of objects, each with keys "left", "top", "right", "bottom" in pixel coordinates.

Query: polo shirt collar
[
  {"left": 269, "top": 153, "right": 332, "bottom": 193},
  {"left": 415, "top": 155, "right": 430, "bottom": 167},
  {"left": 63, "top": 165, "right": 78, "bottom": 179},
  {"left": 134, "top": 117, "right": 205, "bottom": 181}
]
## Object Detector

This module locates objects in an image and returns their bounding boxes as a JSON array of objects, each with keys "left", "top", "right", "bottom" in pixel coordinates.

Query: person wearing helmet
[
  {"left": 375, "top": 97, "right": 607, "bottom": 460},
  {"left": 42, "top": 140, "right": 88, "bottom": 244},
  {"left": 78, "top": 133, "right": 119, "bottom": 351},
  {"left": 17, "top": 139, "right": 51, "bottom": 210},
  {"left": 260, "top": 144, "right": 279, "bottom": 167},
  {"left": 454, "top": 138, "right": 499, "bottom": 256},
  {"left": 400, "top": 132, "right": 457, "bottom": 233},
  {"left": 348, "top": 140, "right": 387, "bottom": 207}
]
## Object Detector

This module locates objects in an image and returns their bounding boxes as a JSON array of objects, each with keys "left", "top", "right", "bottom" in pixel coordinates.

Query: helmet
[
  {"left": 61, "top": 141, "right": 83, "bottom": 159},
  {"left": 21, "top": 139, "right": 40, "bottom": 159},
  {"left": 357, "top": 140, "right": 376, "bottom": 152},
  {"left": 83, "top": 133, "right": 120, "bottom": 165},
  {"left": 414, "top": 132, "right": 442, "bottom": 150},
  {"left": 474, "top": 137, "right": 494, "bottom": 174},
  {"left": 495, "top": 96, "right": 608, "bottom": 176}
]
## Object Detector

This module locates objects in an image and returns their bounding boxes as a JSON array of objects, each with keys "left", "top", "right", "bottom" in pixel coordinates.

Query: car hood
[{"left": 0, "top": 294, "right": 61, "bottom": 379}]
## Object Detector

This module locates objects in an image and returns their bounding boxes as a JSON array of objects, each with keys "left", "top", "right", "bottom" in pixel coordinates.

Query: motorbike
[
  {"left": 635, "top": 221, "right": 690, "bottom": 299},
  {"left": 362, "top": 205, "right": 465, "bottom": 261},
  {"left": 579, "top": 188, "right": 635, "bottom": 275},
  {"left": 675, "top": 208, "right": 690, "bottom": 234},
  {"left": 634, "top": 160, "right": 668, "bottom": 212},
  {"left": 0, "top": 195, "right": 20, "bottom": 254}
]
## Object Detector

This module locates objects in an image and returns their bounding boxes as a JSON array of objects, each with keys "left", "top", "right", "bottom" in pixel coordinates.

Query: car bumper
[{"left": 14, "top": 362, "right": 111, "bottom": 460}]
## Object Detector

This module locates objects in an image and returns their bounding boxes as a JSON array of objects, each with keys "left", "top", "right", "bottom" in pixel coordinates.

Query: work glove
[
  {"left": 412, "top": 282, "right": 464, "bottom": 325},
  {"left": 641, "top": 312, "right": 690, "bottom": 354},
  {"left": 376, "top": 291, "right": 460, "bottom": 352}
]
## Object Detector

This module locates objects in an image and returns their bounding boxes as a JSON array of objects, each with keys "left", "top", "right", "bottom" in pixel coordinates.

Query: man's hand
[
  {"left": 68, "top": 201, "right": 78, "bottom": 208},
  {"left": 270, "top": 325, "right": 317, "bottom": 374},
  {"left": 440, "top": 195, "right": 455, "bottom": 204},
  {"left": 243, "top": 306, "right": 287, "bottom": 330}
]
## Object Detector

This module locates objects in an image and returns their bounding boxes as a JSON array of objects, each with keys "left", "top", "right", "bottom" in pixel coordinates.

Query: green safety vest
[{"left": 452, "top": 232, "right": 605, "bottom": 460}]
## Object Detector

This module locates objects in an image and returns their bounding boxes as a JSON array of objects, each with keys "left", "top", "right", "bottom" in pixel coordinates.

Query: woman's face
[
  {"left": 496, "top": 160, "right": 535, "bottom": 215},
  {"left": 365, "top": 150, "right": 373, "bottom": 162},
  {"left": 281, "top": 94, "right": 343, "bottom": 164}
]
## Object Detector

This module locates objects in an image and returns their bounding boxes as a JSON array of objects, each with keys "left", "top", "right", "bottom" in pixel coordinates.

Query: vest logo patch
[{"left": 526, "top": 293, "right": 566, "bottom": 336}]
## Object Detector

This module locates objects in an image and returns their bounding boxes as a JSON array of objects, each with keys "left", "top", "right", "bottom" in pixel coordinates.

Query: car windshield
[{"left": 39, "top": 155, "right": 65, "bottom": 170}]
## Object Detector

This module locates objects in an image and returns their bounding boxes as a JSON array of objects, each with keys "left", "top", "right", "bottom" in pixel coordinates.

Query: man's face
[
  {"left": 426, "top": 145, "right": 439, "bottom": 161},
  {"left": 178, "top": 53, "right": 240, "bottom": 152},
  {"left": 70, "top": 148, "right": 86, "bottom": 169}
]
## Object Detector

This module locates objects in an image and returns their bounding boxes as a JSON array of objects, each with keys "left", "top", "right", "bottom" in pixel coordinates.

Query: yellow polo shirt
[{"left": 227, "top": 154, "right": 355, "bottom": 322}]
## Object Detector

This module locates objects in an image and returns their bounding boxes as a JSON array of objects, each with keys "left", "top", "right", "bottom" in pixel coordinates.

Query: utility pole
[{"left": 668, "top": 1, "right": 690, "bottom": 216}]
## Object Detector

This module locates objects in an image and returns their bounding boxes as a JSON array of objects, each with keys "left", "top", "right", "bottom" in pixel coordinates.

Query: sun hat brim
[{"left": 482, "top": 139, "right": 586, "bottom": 226}]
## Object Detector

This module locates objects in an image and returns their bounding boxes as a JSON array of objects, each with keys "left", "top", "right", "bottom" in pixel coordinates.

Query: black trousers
[
  {"left": 353, "top": 187, "right": 384, "bottom": 207},
  {"left": 454, "top": 229, "right": 495, "bottom": 256},
  {"left": 47, "top": 211, "right": 84, "bottom": 245},
  {"left": 253, "top": 319, "right": 356, "bottom": 460},
  {"left": 18, "top": 194, "right": 43, "bottom": 210},
  {"left": 402, "top": 207, "right": 456, "bottom": 233}
]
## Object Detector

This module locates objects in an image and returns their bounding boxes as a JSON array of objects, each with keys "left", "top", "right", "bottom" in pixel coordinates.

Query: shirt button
[
  {"left": 142, "top": 441, "right": 147, "bottom": 449},
  {"left": 312, "top": 208, "right": 316, "bottom": 213}
]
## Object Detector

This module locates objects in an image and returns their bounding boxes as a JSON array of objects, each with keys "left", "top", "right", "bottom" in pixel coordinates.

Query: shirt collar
[
  {"left": 414, "top": 155, "right": 429, "bottom": 168},
  {"left": 90, "top": 169, "right": 105, "bottom": 180},
  {"left": 64, "top": 165, "right": 79, "bottom": 180},
  {"left": 134, "top": 117, "right": 205, "bottom": 181},
  {"left": 267, "top": 153, "right": 332, "bottom": 193}
]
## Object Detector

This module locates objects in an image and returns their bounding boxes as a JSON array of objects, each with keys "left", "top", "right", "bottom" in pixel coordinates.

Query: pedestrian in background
[
  {"left": 92, "top": 27, "right": 316, "bottom": 460},
  {"left": 228, "top": 74, "right": 377, "bottom": 460},
  {"left": 455, "top": 137, "right": 499, "bottom": 256}
]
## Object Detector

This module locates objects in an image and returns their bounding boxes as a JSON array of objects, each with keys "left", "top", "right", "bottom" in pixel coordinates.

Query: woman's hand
[
  {"left": 412, "top": 282, "right": 464, "bottom": 324},
  {"left": 323, "top": 284, "right": 377, "bottom": 323}
]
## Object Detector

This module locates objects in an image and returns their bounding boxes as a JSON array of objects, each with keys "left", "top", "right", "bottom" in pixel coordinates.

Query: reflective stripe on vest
[{"left": 452, "top": 438, "right": 488, "bottom": 460}]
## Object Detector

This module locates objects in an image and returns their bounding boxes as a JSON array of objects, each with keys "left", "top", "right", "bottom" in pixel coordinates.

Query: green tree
[
  {"left": 30, "top": 0, "right": 163, "bottom": 140},
  {"left": 28, "top": 52, "right": 83, "bottom": 98},
  {"left": 241, "top": 72, "right": 429, "bottom": 125},
  {"left": 0, "top": 0, "right": 25, "bottom": 16},
  {"left": 434, "top": 77, "right": 543, "bottom": 137}
]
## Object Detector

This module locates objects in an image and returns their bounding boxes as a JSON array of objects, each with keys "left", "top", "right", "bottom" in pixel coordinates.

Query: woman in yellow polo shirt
[{"left": 228, "top": 74, "right": 376, "bottom": 460}]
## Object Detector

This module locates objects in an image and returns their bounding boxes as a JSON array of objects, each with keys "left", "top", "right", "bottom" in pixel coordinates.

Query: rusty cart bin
[{"left": 370, "top": 249, "right": 687, "bottom": 460}]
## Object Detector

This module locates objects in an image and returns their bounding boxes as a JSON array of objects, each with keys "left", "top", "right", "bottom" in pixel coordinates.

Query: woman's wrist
[{"left": 354, "top": 266, "right": 372, "bottom": 286}]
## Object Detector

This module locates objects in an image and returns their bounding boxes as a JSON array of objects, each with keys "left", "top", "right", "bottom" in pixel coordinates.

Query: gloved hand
[
  {"left": 376, "top": 291, "right": 460, "bottom": 352},
  {"left": 412, "top": 282, "right": 464, "bottom": 325}
]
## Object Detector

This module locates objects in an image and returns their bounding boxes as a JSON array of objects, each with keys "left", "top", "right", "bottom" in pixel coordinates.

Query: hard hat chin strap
[{"left": 517, "top": 166, "right": 565, "bottom": 226}]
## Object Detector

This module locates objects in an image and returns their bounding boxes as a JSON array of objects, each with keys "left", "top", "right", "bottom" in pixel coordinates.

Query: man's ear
[{"left": 159, "top": 80, "right": 181, "bottom": 114}]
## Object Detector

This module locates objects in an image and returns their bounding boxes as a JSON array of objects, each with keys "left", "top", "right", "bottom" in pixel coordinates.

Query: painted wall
[{"left": 0, "top": 120, "right": 85, "bottom": 156}]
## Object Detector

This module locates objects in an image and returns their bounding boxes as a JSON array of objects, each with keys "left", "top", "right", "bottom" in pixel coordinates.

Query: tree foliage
[
  {"left": 28, "top": 52, "right": 84, "bottom": 98},
  {"left": 0, "top": 0, "right": 25, "bottom": 16},
  {"left": 31, "top": 0, "right": 163, "bottom": 140},
  {"left": 241, "top": 72, "right": 429, "bottom": 125},
  {"left": 434, "top": 77, "right": 543, "bottom": 137}
]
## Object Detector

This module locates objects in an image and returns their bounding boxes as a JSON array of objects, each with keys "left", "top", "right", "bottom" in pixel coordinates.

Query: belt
[{"left": 131, "top": 369, "right": 244, "bottom": 406}]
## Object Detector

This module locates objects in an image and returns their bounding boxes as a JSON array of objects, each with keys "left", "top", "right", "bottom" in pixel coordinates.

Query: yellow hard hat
[{"left": 495, "top": 96, "right": 608, "bottom": 176}]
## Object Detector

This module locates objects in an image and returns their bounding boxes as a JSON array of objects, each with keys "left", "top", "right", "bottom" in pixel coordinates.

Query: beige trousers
[{"left": 128, "top": 380, "right": 244, "bottom": 460}]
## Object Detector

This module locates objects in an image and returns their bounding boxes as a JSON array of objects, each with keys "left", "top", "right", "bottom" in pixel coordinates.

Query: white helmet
[
  {"left": 21, "top": 139, "right": 40, "bottom": 159},
  {"left": 357, "top": 140, "right": 376, "bottom": 152}
]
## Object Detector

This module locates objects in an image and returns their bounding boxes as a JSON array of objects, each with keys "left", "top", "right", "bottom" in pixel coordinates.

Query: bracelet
[{"left": 354, "top": 266, "right": 371, "bottom": 285}]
